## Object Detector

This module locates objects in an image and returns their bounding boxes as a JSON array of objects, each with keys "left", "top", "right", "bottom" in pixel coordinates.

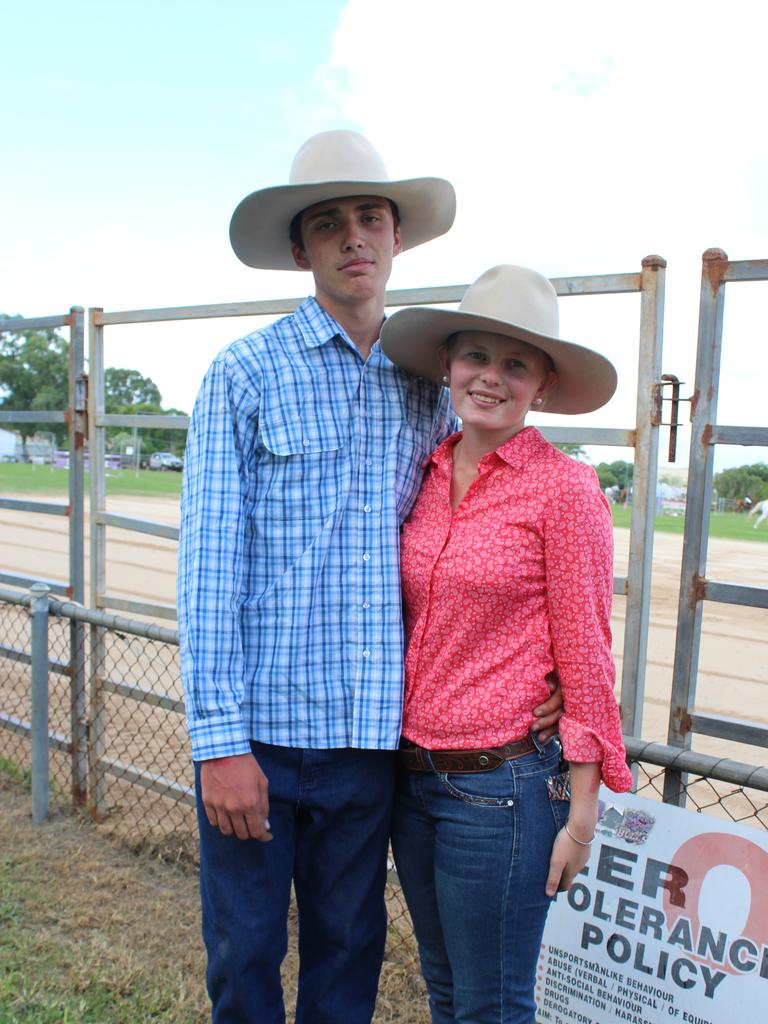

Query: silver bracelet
[{"left": 564, "top": 822, "right": 594, "bottom": 847}]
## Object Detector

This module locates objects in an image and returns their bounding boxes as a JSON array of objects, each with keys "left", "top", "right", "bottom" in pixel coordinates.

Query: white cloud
[{"left": 312, "top": 0, "right": 768, "bottom": 469}]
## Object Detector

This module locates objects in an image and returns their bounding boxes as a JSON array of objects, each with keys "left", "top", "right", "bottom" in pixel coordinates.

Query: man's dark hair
[{"left": 289, "top": 199, "right": 401, "bottom": 252}]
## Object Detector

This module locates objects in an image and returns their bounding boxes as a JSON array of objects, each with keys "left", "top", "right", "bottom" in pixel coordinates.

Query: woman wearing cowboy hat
[{"left": 380, "top": 264, "right": 632, "bottom": 1024}]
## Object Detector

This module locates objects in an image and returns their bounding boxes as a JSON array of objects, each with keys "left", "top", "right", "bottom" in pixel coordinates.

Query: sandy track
[{"left": 2, "top": 495, "right": 766, "bottom": 763}]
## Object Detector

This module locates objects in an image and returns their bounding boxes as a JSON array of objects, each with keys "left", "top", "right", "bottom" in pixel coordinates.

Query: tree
[
  {"left": 713, "top": 464, "right": 768, "bottom": 502},
  {"left": 554, "top": 443, "right": 588, "bottom": 461},
  {"left": 594, "top": 460, "right": 634, "bottom": 491},
  {"left": 0, "top": 320, "right": 69, "bottom": 443},
  {"left": 106, "top": 403, "right": 188, "bottom": 458},
  {"left": 0, "top": 320, "right": 186, "bottom": 454},
  {"left": 105, "top": 368, "right": 162, "bottom": 410}
]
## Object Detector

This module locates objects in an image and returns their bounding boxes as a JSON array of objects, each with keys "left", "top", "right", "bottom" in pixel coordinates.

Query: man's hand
[
  {"left": 531, "top": 671, "right": 564, "bottom": 743},
  {"left": 200, "top": 753, "right": 273, "bottom": 842}
]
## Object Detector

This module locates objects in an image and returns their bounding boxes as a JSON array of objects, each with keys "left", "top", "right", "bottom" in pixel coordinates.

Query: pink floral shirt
[{"left": 400, "top": 427, "right": 632, "bottom": 792}]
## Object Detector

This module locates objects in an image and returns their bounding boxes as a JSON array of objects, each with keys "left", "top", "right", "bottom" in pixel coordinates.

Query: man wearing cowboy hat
[{"left": 178, "top": 130, "right": 562, "bottom": 1023}]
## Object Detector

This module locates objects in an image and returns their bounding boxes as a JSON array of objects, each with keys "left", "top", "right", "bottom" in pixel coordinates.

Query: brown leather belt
[{"left": 398, "top": 735, "right": 536, "bottom": 774}]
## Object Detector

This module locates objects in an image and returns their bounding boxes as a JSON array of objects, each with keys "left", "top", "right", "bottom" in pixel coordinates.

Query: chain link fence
[
  {"left": 0, "top": 587, "right": 420, "bottom": 952},
  {"left": 1, "top": 586, "right": 767, "bottom": 963}
]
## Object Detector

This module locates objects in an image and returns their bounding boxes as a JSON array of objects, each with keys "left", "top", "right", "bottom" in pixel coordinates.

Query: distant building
[{"left": 0, "top": 427, "right": 21, "bottom": 462}]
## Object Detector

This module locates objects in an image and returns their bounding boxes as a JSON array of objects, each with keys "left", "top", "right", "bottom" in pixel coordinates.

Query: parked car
[{"left": 148, "top": 451, "right": 183, "bottom": 471}]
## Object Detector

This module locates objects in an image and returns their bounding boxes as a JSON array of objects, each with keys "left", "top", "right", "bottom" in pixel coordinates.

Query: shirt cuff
[
  {"left": 558, "top": 716, "right": 634, "bottom": 793},
  {"left": 186, "top": 711, "right": 252, "bottom": 762}
]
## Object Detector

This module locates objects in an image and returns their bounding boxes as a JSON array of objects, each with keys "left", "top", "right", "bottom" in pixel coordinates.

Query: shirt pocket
[{"left": 255, "top": 385, "right": 349, "bottom": 521}]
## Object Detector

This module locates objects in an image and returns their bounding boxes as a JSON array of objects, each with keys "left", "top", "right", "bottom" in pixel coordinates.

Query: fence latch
[
  {"left": 75, "top": 373, "right": 88, "bottom": 414},
  {"left": 652, "top": 374, "right": 688, "bottom": 462}
]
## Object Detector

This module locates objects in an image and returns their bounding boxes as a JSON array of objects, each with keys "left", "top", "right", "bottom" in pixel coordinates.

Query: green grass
[
  {"left": 0, "top": 462, "right": 182, "bottom": 499},
  {"left": 0, "top": 773, "right": 208, "bottom": 1024},
  {"left": 610, "top": 505, "right": 768, "bottom": 542},
  {"left": 0, "top": 757, "right": 31, "bottom": 787}
]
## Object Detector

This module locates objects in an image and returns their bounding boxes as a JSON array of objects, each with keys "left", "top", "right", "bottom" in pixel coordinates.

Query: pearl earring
[
  {"left": 532, "top": 396, "right": 543, "bottom": 408},
  {"left": 442, "top": 375, "right": 449, "bottom": 385}
]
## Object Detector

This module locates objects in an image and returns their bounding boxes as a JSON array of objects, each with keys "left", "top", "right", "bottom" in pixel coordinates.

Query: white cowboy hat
[
  {"left": 380, "top": 264, "right": 617, "bottom": 414},
  {"left": 229, "top": 129, "right": 456, "bottom": 270}
]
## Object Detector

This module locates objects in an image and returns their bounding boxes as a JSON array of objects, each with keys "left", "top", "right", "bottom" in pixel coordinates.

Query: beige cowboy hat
[
  {"left": 380, "top": 264, "right": 617, "bottom": 415},
  {"left": 229, "top": 129, "right": 456, "bottom": 271}
]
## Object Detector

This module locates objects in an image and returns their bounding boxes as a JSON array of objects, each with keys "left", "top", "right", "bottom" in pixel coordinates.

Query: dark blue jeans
[
  {"left": 390, "top": 738, "right": 569, "bottom": 1024},
  {"left": 195, "top": 742, "right": 396, "bottom": 1023}
]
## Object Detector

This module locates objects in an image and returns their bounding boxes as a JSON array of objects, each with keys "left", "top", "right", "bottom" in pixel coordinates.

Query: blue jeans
[
  {"left": 195, "top": 743, "right": 396, "bottom": 1024},
  {"left": 390, "top": 737, "right": 569, "bottom": 1024}
]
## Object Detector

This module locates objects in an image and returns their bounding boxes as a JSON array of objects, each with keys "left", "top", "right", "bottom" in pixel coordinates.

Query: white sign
[{"left": 537, "top": 789, "right": 768, "bottom": 1024}]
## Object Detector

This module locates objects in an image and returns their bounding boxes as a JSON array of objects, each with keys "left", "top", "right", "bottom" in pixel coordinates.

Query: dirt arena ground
[{"left": 1, "top": 493, "right": 766, "bottom": 766}]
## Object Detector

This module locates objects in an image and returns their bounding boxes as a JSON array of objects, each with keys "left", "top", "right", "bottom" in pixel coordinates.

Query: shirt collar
[
  {"left": 493, "top": 426, "right": 549, "bottom": 470},
  {"left": 429, "top": 426, "right": 548, "bottom": 473},
  {"left": 294, "top": 296, "right": 348, "bottom": 350},
  {"left": 295, "top": 296, "right": 387, "bottom": 359}
]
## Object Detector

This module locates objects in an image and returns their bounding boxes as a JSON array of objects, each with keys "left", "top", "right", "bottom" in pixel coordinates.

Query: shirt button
[
  {"left": 362, "top": 553, "right": 371, "bottom": 562},
  {"left": 362, "top": 649, "right": 371, "bottom": 658},
  {"left": 362, "top": 602, "right": 371, "bottom": 610},
  {"left": 363, "top": 505, "right": 372, "bottom": 513},
  {"left": 303, "top": 439, "right": 311, "bottom": 446},
  {"left": 365, "top": 458, "right": 373, "bottom": 467}
]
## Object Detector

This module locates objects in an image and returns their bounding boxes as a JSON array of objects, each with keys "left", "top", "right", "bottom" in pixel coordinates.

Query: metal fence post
[
  {"left": 68, "top": 306, "right": 88, "bottom": 804},
  {"left": 664, "top": 248, "right": 728, "bottom": 806},
  {"left": 88, "top": 308, "right": 107, "bottom": 817},
  {"left": 30, "top": 582, "right": 51, "bottom": 823},
  {"left": 620, "top": 255, "right": 666, "bottom": 740}
]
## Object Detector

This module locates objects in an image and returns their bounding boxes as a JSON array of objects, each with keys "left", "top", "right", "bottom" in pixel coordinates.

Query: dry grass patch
[
  {"left": 0, "top": 772, "right": 207, "bottom": 1022},
  {"left": 0, "top": 772, "right": 428, "bottom": 1022}
]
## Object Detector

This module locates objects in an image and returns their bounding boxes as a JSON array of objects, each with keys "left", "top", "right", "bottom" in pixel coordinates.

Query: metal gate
[{"left": 664, "top": 248, "right": 768, "bottom": 802}]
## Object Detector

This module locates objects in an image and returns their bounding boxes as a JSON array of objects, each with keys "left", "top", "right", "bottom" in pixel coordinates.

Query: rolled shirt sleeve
[{"left": 543, "top": 466, "right": 633, "bottom": 792}]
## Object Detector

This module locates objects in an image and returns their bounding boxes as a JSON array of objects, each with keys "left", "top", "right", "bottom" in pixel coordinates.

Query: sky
[{"left": 2, "top": 0, "right": 766, "bottom": 472}]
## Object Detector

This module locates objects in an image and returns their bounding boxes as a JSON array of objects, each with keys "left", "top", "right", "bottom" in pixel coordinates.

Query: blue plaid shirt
[{"left": 178, "top": 297, "right": 455, "bottom": 761}]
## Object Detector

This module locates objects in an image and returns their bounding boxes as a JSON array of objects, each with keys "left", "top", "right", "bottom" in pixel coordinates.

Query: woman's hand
[
  {"left": 545, "top": 761, "right": 600, "bottom": 896},
  {"left": 545, "top": 824, "right": 593, "bottom": 896}
]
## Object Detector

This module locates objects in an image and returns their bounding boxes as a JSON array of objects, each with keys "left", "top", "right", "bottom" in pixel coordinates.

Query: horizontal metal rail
[
  {"left": 47, "top": 597, "right": 179, "bottom": 643},
  {"left": 0, "top": 644, "right": 31, "bottom": 666},
  {"left": 103, "top": 678, "right": 184, "bottom": 715},
  {"left": 94, "top": 297, "right": 305, "bottom": 326},
  {"left": 98, "top": 413, "right": 189, "bottom": 430},
  {"left": 552, "top": 272, "right": 642, "bottom": 296},
  {"left": 96, "top": 512, "right": 179, "bottom": 541},
  {"left": 540, "top": 426, "right": 636, "bottom": 447},
  {"left": 0, "top": 498, "right": 69, "bottom": 516},
  {"left": 0, "top": 711, "right": 70, "bottom": 753},
  {"left": 702, "top": 580, "right": 768, "bottom": 608},
  {"left": 0, "top": 410, "right": 66, "bottom": 424},
  {"left": 94, "top": 422, "right": 636, "bottom": 447},
  {"left": 92, "top": 271, "right": 645, "bottom": 330},
  {"left": 97, "top": 756, "right": 194, "bottom": 806},
  {"left": 97, "top": 594, "right": 178, "bottom": 622},
  {"left": 625, "top": 737, "right": 768, "bottom": 791},
  {"left": 0, "top": 589, "right": 180, "bottom": 642},
  {"left": 0, "top": 641, "right": 69, "bottom": 676},
  {"left": 0, "top": 573, "right": 69, "bottom": 596},
  {"left": 723, "top": 259, "right": 768, "bottom": 283},
  {"left": 0, "top": 315, "right": 74, "bottom": 331},
  {"left": 710, "top": 425, "right": 768, "bottom": 446},
  {"left": 689, "top": 713, "right": 768, "bottom": 749}
]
